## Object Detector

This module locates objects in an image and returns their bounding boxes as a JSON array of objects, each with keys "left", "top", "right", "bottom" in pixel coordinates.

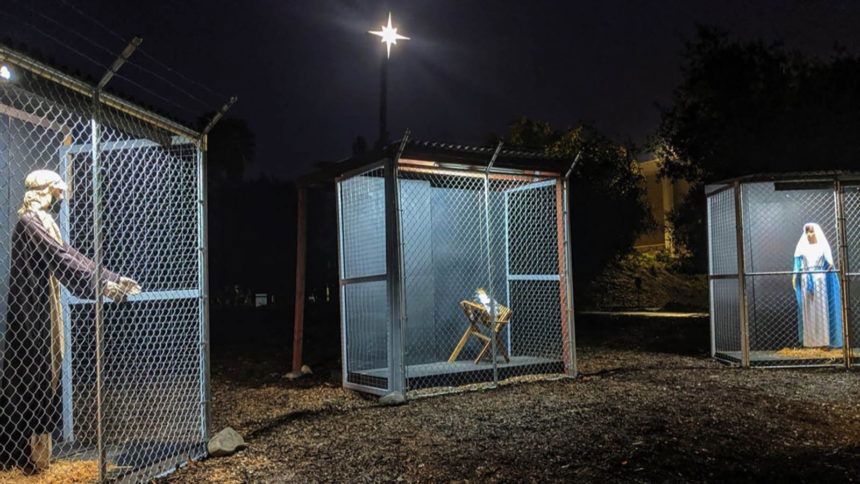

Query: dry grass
[
  {"left": 0, "top": 460, "right": 98, "bottom": 484},
  {"left": 776, "top": 347, "right": 844, "bottom": 359}
]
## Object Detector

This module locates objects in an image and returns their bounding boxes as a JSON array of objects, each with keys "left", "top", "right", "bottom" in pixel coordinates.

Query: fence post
[
  {"left": 384, "top": 133, "right": 410, "bottom": 396},
  {"left": 483, "top": 142, "right": 503, "bottom": 386},
  {"left": 89, "top": 99, "right": 107, "bottom": 483},
  {"left": 562, "top": 177, "right": 577, "bottom": 377},
  {"left": 835, "top": 180, "right": 852, "bottom": 368},
  {"left": 291, "top": 187, "right": 307, "bottom": 377},
  {"left": 90, "top": 36, "right": 141, "bottom": 482},
  {"left": 197, "top": 98, "right": 235, "bottom": 439},
  {"left": 198, "top": 135, "right": 212, "bottom": 442},
  {"left": 733, "top": 181, "right": 750, "bottom": 367}
]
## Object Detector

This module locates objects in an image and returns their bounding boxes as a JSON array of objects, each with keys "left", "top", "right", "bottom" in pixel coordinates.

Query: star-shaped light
[{"left": 369, "top": 13, "right": 409, "bottom": 58}]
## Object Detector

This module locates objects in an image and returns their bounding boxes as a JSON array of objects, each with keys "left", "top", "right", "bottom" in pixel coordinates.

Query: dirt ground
[{"left": 164, "top": 314, "right": 860, "bottom": 483}]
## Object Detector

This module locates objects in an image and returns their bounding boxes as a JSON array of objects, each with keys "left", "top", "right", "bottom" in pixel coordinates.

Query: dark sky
[{"left": 3, "top": 0, "right": 860, "bottom": 180}]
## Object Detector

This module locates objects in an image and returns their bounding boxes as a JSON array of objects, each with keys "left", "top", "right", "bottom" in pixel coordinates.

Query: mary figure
[{"left": 793, "top": 222, "right": 843, "bottom": 348}]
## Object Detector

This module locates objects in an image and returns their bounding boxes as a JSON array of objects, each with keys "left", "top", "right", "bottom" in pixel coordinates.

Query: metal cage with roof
[
  {"left": 706, "top": 171, "right": 860, "bottom": 368},
  {"left": 293, "top": 134, "right": 578, "bottom": 396}
]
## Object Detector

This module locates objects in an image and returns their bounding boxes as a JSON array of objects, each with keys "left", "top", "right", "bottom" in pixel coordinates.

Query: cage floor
[
  {"left": 716, "top": 349, "right": 860, "bottom": 366},
  {"left": 354, "top": 356, "right": 565, "bottom": 390}
]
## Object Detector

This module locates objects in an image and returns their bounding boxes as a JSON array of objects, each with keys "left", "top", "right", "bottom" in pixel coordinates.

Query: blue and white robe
[{"left": 794, "top": 253, "right": 843, "bottom": 348}]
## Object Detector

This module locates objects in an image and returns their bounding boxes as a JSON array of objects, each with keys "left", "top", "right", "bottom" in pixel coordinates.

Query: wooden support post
[
  {"left": 290, "top": 187, "right": 307, "bottom": 377},
  {"left": 555, "top": 179, "right": 572, "bottom": 373}
]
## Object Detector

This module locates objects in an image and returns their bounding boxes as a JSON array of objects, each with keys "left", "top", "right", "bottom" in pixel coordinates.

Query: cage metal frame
[
  {"left": 0, "top": 44, "right": 211, "bottom": 482},
  {"left": 707, "top": 172, "right": 860, "bottom": 368},
  {"left": 335, "top": 138, "right": 577, "bottom": 397}
]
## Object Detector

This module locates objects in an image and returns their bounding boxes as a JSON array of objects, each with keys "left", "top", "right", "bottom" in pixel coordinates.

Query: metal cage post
[
  {"left": 733, "top": 181, "right": 751, "bottom": 367},
  {"left": 561, "top": 177, "right": 577, "bottom": 376},
  {"left": 198, "top": 134, "right": 212, "bottom": 441},
  {"left": 835, "top": 181, "right": 852, "bottom": 368},
  {"left": 90, "top": 105, "right": 107, "bottom": 483},
  {"left": 483, "top": 142, "right": 503, "bottom": 386},
  {"left": 385, "top": 154, "right": 407, "bottom": 396},
  {"left": 706, "top": 191, "right": 716, "bottom": 358}
]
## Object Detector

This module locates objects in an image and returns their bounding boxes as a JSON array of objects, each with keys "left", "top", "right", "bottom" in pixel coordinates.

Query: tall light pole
[{"left": 369, "top": 12, "right": 409, "bottom": 147}]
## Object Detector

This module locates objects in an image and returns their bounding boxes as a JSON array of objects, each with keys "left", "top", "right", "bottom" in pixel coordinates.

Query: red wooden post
[{"left": 291, "top": 186, "right": 307, "bottom": 375}]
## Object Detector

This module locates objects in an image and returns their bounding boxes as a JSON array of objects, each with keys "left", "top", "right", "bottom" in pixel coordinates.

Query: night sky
[{"left": 3, "top": 0, "right": 860, "bottom": 179}]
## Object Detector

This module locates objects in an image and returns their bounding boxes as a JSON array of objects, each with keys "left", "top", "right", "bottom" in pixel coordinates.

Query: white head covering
[{"left": 794, "top": 222, "right": 834, "bottom": 266}]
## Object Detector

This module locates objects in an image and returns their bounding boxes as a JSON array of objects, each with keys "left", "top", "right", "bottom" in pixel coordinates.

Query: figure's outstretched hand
[
  {"left": 119, "top": 277, "right": 142, "bottom": 296},
  {"left": 104, "top": 277, "right": 142, "bottom": 303}
]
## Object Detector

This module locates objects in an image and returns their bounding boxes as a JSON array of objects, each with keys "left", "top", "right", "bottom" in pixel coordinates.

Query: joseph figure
[{"left": 1, "top": 170, "right": 140, "bottom": 473}]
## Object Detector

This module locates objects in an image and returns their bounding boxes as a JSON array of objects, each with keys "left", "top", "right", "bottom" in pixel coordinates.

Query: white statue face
[{"left": 805, "top": 226, "right": 818, "bottom": 245}]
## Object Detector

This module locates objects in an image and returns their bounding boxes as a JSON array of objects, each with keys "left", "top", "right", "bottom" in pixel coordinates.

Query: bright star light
[
  {"left": 369, "top": 12, "right": 409, "bottom": 59},
  {"left": 0, "top": 65, "right": 11, "bottom": 81}
]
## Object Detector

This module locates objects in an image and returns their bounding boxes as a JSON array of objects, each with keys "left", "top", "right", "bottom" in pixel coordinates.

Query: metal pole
[
  {"left": 707, "top": 194, "right": 716, "bottom": 358},
  {"left": 835, "top": 181, "right": 852, "bottom": 368},
  {"left": 561, "top": 177, "right": 577, "bottom": 376},
  {"left": 91, "top": 36, "right": 141, "bottom": 482},
  {"left": 196, "top": 97, "right": 232, "bottom": 430},
  {"left": 198, "top": 135, "right": 212, "bottom": 442},
  {"left": 378, "top": 53, "right": 388, "bottom": 147},
  {"left": 484, "top": 142, "right": 503, "bottom": 385},
  {"left": 384, "top": 132, "right": 410, "bottom": 395},
  {"left": 733, "top": 182, "right": 750, "bottom": 367},
  {"left": 561, "top": 153, "right": 580, "bottom": 376},
  {"left": 291, "top": 187, "right": 307, "bottom": 375},
  {"left": 90, "top": 105, "right": 106, "bottom": 483}
]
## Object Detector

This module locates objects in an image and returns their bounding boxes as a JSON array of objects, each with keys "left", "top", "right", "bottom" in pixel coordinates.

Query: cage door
[
  {"left": 336, "top": 166, "right": 391, "bottom": 394},
  {"left": 57, "top": 137, "right": 202, "bottom": 445},
  {"left": 503, "top": 179, "right": 563, "bottom": 357}
]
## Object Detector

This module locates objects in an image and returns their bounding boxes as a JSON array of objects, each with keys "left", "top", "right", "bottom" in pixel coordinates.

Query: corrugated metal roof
[
  {"left": 297, "top": 137, "right": 572, "bottom": 187},
  {"left": 403, "top": 139, "right": 566, "bottom": 161},
  {"left": 711, "top": 170, "right": 860, "bottom": 185}
]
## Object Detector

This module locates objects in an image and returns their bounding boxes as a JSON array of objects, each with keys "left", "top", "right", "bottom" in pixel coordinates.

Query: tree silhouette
[
  {"left": 505, "top": 117, "right": 653, "bottom": 293},
  {"left": 656, "top": 26, "right": 860, "bottom": 269}
]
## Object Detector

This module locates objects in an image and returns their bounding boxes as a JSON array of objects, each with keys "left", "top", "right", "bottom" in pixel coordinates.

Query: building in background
[{"left": 634, "top": 155, "right": 691, "bottom": 254}]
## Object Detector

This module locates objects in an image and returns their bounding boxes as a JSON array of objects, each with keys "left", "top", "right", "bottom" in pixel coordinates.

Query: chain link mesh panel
[
  {"left": 709, "top": 180, "right": 854, "bottom": 367},
  {"left": 396, "top": 167, "right": 569, "bottom": 392},
  {"left": 706, "top": 186, "right": 740, "bottom": 360},
  {"left": 740, "top": 181, "right": 841, "bottom": 366},
  {"left": 843, "top": 185, "right": 860, "bottom": 364},
  {"left": 0, "top": 57, "right": 205, "bottom": 481},
  {"left": 337, "top": 167, "right": 390, "bottom": 392}
]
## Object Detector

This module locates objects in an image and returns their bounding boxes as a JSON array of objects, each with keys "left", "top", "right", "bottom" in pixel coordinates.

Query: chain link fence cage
[
  {"left": 335, "top": 141, "right": 576, "bottom": 397},
  {"left": 0, "top": 47, "right": 208, "bottom": 481},
  {"left": 707, "top": 173, "right": 860, "bottom": 368}
]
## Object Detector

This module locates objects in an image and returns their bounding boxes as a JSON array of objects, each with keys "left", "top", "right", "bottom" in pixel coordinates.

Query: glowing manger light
[
  {"left": 369, "top": 12, "right": 409, "bottom": 59},
  {"left": 0, "top": 65, "right": 11, "bottom": 80}
]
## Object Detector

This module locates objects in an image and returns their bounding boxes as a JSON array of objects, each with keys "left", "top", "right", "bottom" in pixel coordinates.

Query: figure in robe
[
  {"left": 0, "top": 170, "right": 140, "bottom": 473},
  {"left": 792, "top": 222, "right": 843, "bottom": 348}
]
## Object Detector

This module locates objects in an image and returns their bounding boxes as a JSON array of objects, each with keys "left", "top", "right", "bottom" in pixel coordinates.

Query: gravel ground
[{"left": 163, "top": 314, "right": 860, "bottom": 483}]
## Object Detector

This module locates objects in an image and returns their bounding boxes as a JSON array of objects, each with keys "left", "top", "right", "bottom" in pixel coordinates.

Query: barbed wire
[
  {"left": 0, "top": 7, "right": 110, "bottom": 71},
  {"left": 56, "top": 0, "right": 230, "bottom": 101}
]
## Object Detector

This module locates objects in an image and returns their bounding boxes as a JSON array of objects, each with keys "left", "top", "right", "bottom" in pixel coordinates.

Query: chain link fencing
[
  {"left": 0, "top": 48, "right": 207, "bottom": 481},
  {"left": 337, "top": 156, "right": 574, "bottom": 396},
  {"left": 707, "top": 175, "right": 860, "bottom": 367}
]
